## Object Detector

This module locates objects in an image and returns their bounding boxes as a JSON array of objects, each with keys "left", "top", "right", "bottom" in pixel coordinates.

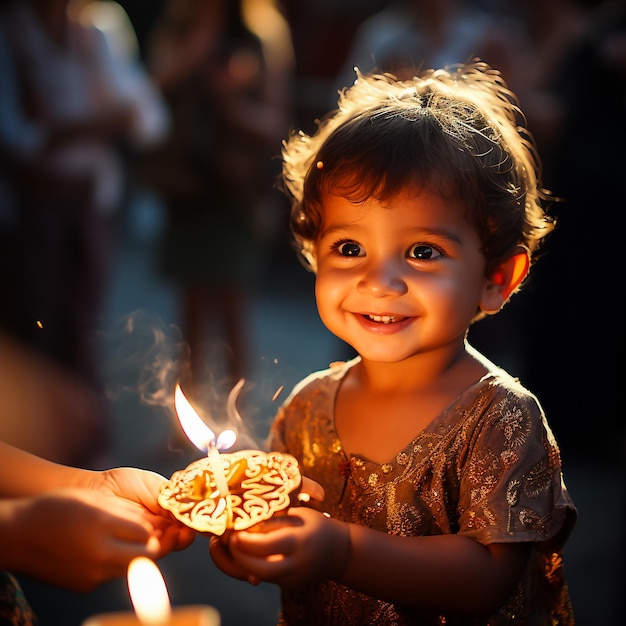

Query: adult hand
[
  {"left": 7, "top": 488, "right": 162, "bottom": 591},
  {"left": 93, "top": 466, "right": 196, "bottom": 554}
]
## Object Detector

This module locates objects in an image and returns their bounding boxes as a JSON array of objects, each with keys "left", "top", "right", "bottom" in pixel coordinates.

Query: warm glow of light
[
  {"left": 174, "top": 385, "right": 216, "bottom": 452},
  {"left": 127, "top": 557, "right": 171, "bottom": 626},
  {"left": 174, "top": 384, "right": 237, "bottom": 499},
  {"left": 174, "top": 385, "right": 237, "bottom": 453}
]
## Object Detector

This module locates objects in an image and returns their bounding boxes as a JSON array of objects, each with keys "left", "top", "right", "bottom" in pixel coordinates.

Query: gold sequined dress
[{"left": 269, "top": 358, "right": 577, "bottom": 625}]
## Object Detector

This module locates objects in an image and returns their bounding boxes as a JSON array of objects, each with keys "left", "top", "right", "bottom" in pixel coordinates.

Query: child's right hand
[
  {"left": 209, "top": 474, "right": 328, "bottom": 586},
  {"left": 210, "top": 506, "right": 350, "bottom": 589}
]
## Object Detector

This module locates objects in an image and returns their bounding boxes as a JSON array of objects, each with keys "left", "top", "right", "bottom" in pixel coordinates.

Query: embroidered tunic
[{"left": 269, "top": 358, "right": 577, "bottom": 625}]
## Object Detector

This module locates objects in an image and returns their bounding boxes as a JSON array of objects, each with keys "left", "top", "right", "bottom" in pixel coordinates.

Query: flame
[
  {"left": 174, "top": 384, "right": 237, "bottom": 452},
  {"left": 174, "top": 385, "right": 216, "bottom": 451},
  {"left": 216, "top": 429, "right": 236, "bottom": 450},
  {"left": 127, "top": 557, "right": 171, "bottom": 626}
]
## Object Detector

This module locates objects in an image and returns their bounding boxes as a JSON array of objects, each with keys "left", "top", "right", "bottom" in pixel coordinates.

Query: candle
[
  {"left": 81, "top": 558, "right": 220, "bottom": 626},
  {"left": 158, "top": 381, "right": 303, "bottom": 537},
  {"left": 173, "top": 384, "right": 236, "bottom": 500},
  {"left": 206, "top": 440, "right": 229, "bottom": 498},
  {"left": 81, "top": 606, "right": 220, "bottom": 626}
]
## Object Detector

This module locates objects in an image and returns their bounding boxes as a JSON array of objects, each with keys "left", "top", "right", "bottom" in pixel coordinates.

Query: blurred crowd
[{"left": 1, "top": 0, "right": 624, "bottom": 473}]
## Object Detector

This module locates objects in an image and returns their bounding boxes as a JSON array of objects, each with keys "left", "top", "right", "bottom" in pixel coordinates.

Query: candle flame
[
  {"left": 216, "top": 429, "right": 236, "bottom": 450},
  {"left": 127, "top": 557, "right": 171, "bottom": 626},
  {"left": 174, "top": 384, "right": 215, "bottom": 450},
  {"left": 174, "top": 384, "right": 237, "bottom": 452}
]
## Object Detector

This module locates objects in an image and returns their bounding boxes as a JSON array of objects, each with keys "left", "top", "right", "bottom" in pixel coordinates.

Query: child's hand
[
  {"left": 209, "top": 475, "right": 327, "bottom": 585},
  {"left": 298, "top": 476, "right": 325, "bottom": 503},
  {"left": 210, "top": 507, "right": 350, "bottom": 588},
  {"left": 209, "top": 530, "right": 253, "bottom": 583}
]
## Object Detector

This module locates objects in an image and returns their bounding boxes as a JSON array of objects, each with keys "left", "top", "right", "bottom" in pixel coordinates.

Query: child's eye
[
  {"left": 408, "top": 244, "right": 442, "bottom": 260},
  {"left": 331, "top": 239, "right": 363, "bottom": 257}
]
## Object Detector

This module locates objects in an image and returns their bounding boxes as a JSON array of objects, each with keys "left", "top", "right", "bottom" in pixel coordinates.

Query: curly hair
[{"left": 279, "top": 61, "right": 554, "bottom": 281}]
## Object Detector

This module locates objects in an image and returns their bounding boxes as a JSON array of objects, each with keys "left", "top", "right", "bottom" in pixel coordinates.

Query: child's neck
[
  {"left": 334, "top": 344, "right": 489, "bottom": 464},
  {"left": 354, "top": 341, "right": 481, "bottom": 394}
]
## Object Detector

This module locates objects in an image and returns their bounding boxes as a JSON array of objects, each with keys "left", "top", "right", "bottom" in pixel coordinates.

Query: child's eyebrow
[
  {"left": 408, "top": 227, "right": 464, "bottom": 246},
  {"left": 318, "top": 223, "right": 360, "bottom": 239},
  {"left": 319, "top": 223, "right": 463, "bottom": 246}
]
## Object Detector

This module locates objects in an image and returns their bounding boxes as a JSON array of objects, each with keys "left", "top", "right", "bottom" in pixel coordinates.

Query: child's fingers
[
  {"left": 231, "top": 528, "right": 297, "bottom": 559},
  {"left": 300, "top": 476, "right": 325, "bottom": 502},
  {"left": 209, "top": 536, "right": 251, "bottom": 581},
  {"left": 228, "top": 536, "right": 294, "bottom": 582}
]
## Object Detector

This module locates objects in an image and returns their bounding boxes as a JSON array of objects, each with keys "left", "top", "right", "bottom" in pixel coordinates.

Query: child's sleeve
[{"left": 457, "top": 388, "right": 577, "bottom": 550}]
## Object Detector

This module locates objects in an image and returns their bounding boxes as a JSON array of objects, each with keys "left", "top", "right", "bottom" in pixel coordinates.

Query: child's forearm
[
  {"left": 338, "top": 523, "right": 529, "bottom": 615},
  {"left": 0, "top": 441, "right": 94, "bottom": 497}
]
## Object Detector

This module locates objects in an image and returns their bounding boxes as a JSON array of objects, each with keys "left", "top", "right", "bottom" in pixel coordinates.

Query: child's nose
[{"left": 357, "top": 258, "right": 408, "bottom": 297}]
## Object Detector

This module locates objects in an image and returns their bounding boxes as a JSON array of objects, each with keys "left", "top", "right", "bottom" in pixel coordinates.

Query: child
[{"left": 210, "top": 61, "right": 577, "bottom": 625}]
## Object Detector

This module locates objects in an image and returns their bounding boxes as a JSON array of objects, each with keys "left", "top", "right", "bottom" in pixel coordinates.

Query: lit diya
[
  {"left": 158, "top": 449, "right": 301, "bottom": 536},
  {"left": 158, "top": 384, "right": 302, "bottom": 536}
]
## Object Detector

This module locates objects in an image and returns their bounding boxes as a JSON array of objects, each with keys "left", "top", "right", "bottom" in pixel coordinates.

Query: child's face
[{"left": 313, "top": 185, "right": 491, "bottom": 364}]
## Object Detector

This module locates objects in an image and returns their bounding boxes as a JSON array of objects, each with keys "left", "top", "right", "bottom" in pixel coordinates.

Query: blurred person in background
[
  {"left": 495, "top": 0, "right": 590, "bottom": 163},
  {"left": 140, "top": 0, "right": 294, "bottom": 408},
  {"left": 279, "top": 0, "right": 388, "bottom": 133},
  {"left": 333, "top": 0, "right": 535, "bottom": 100},
  {"left": 0, "top": 0, "right": 169, "bottom": 465}
]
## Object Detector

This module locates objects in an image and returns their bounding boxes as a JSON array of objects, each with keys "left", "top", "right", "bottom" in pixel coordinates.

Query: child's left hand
[{"left": 209, "top": 507, "right": 350, "bottom": 588}]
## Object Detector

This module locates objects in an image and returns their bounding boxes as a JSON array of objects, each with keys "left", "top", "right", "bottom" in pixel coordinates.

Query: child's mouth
[{"left": 364, "top": 314, "right": 404, "bottom": 324}]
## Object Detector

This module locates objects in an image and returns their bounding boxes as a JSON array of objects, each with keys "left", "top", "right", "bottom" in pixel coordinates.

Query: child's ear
[{"left": 480, "top": 247, "right": 530, "bottom": 314}]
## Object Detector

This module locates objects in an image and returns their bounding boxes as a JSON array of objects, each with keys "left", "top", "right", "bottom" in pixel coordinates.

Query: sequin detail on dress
[{"left": 269, "top": 358, "right": 576, "bottom": 625}]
